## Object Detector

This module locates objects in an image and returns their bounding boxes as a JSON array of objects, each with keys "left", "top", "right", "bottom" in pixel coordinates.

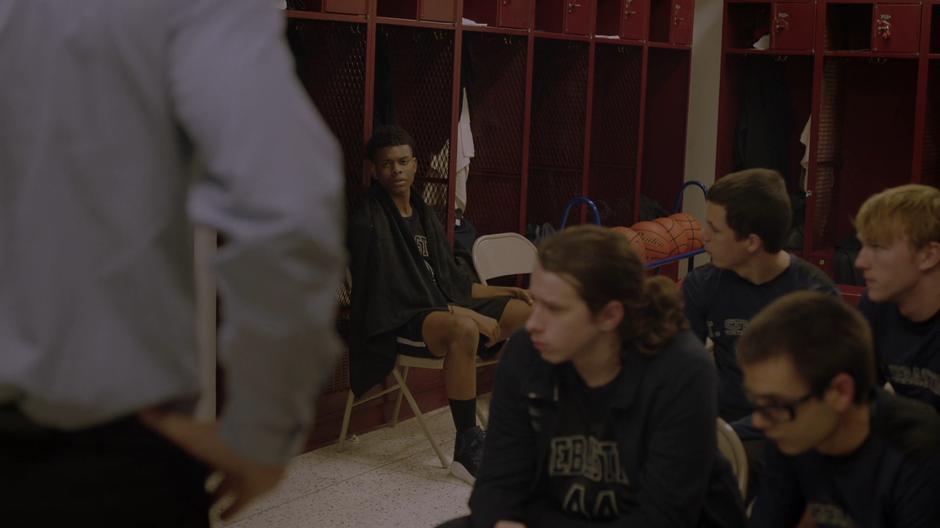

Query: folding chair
[
  {"left": 337, "top": 338, "right": 490, "bottom": 469},
  {"left": 469, "top": 232, "right": 538, "bottom": 427},
  {"left": 338, "top": 233, "right": 536, "bottom": 461},
  {"left": 471, "top": 232, "right": 538, "bottom": 286},
  {"left": 716, "top": 417, "right": 749, "bottom": 500}
]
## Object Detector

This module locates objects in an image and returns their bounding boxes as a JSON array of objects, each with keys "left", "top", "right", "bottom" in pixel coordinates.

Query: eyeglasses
[
  {"left": 376, "top": 156, "right": 415, "bottom": 172},
  {"left": 747, "top": 390, "right": 817, "bottom": 425}
]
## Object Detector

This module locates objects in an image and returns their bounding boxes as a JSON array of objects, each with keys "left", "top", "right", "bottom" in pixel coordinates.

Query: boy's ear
[
  {"left": 597, "top": 300, "right": 625, "bottom": 332},
  {"left": 916, "top": 241, "right": 940, "bottom": 272},
  {"left": 745, "top": 233, "right": 764, "bottom": 254},
  {"left": 824, "top": 373, "right": 856, "bottom": 412}
]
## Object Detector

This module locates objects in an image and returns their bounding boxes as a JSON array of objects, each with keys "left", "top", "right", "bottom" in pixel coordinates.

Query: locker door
[
  {"left": 499, "top": 0, "right": 532, "bottom": 28},
  {"left": 772, "top": 3, "right": 815, "bottom": 50},
  {"left": 324, "top": 0, "right": 367, "bottom": 15},
  {"left": 564, "top": 0, "right": 594, "bottom": 35},
  {"left": 621, "top": 0, "right": 649, "bottom": 40},
  {"left": 670, "top": 0, "right": 693, "bottom": 45},
  {"left": 420, "top": 0, "right": 456, "bottom": 22},
  {"left": 872, "top": 4, "right": 921, "bottom": 53}
]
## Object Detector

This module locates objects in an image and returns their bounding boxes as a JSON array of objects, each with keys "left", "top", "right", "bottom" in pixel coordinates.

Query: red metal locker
[
  {"left": 565, "top": 0, "right": 595, "bottom": 34},
  {"left": 621, "top": 0, "right": 649, "bottom": 40},
  {"left": 420, "top": 0, "right": 456, "bottom": 22},
  {"left": 324, "top": 0, "right": 368, "bottom": 15},
  {"left": 872, "top": 4, "right": 922, "bottom": 53},
  {"left": 499, "top": 0, "right": 532, "bottom": 28},
  {"left": 670, "top": 0, "right": 693, "bottom": 44},
  {"left": 773, "top": 3, "right": 815, "bottom": 50}
]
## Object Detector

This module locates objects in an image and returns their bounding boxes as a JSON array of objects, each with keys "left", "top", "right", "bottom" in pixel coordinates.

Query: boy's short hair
[
  {"left": 364, "top": 125, "right": 416, "bottom": 162},
  {"left": 707, "top": 169, "right": 791, "bottom": 253},
  {"left": 738, "top": 291, "right": 875, "bottom": 404},
  {"left": 855, "top": 184, "right": 940, "bottom": 250}
]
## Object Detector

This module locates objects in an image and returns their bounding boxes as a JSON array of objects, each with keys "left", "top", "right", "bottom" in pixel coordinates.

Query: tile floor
[{"left": 223, "top": 400, "right": 485, "bottom": 528}]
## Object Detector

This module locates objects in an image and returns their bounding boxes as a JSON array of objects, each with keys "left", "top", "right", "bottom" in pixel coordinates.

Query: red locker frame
[
  {"left": 282, "top": 0, "right": 696, "bottom": 448},
  {"left": 716, "top": 0, "right": 936, "bottom": 280}
]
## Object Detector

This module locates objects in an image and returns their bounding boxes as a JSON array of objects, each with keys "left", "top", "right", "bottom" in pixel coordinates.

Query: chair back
[
  {"left": 471, "top": 233, "right": 538, "bottom": 285},
  {"left": 716, "top": 418, "right": 749, "bottom": 499}
]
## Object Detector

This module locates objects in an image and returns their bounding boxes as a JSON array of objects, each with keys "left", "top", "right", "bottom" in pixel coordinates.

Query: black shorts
[{"left": 396, "top": 297, "right": 512, "bottom": 359}]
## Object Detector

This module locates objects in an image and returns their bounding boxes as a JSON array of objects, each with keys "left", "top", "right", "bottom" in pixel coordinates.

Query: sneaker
[{"left": 450, "top": 426, "right": 486, "bottom": 484}]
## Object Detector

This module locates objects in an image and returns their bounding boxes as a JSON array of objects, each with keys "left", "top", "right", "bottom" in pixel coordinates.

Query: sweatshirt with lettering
[
  {"left": 858, "top": 294, "right": 940, "bottom": 412},
  {"left": 468, "top": 329, "right": 746, "bottom": 528},
  {"left": 683, "top": 256, "right": 838, "bottom": 423}
]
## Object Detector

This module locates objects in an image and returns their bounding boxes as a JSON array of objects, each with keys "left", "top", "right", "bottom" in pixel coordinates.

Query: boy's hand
[
  {"left": 506, "top": 287, "right": 533, "bottom": 305},
  {"left": 472, "top": 313, "right": 501, "bottom": 347}
]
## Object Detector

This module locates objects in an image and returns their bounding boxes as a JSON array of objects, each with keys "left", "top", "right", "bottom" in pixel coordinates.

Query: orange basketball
[
  {"left": 654, "top": 216, "right": 683, "bottom": 252},
  {"left": 631, "top": 221, "right": 678, "bottom": 262},
  {"left": 610, "top": 226, "right": 647, "bottom": 263},
  {"left": 668, "top": 212, "right": 704, "bottom": 253}
]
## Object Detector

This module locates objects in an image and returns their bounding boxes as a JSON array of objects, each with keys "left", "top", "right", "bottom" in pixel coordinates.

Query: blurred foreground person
[
  {"left": 0, "top": 0, "right": 345, "bottom": 525},
  {"left": 443, "top": 225, "right": 745, "bottom": 528}
]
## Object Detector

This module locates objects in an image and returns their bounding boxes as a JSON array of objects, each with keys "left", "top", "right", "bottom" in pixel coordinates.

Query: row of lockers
[
  {"left": 727, "top": 2, "right": 940, "bottom": 54},
  {"left": 288, "top": 0, "right": 694, "bottom": 45}
]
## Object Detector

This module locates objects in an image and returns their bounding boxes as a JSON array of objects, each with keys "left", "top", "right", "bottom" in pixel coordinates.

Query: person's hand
[
  {"left": 139, "top": 409, "right": 286, "bottom": 521},
  {"left": 495, "top": 521, "right": 527, "bottom": 528},
  {"left": 472, "top": 313, "right": 501, "bottom": 346},
  {"left": 450, "top": 305, "right": 501, "bottom": 346},
  {"left": 507, "top": 287, "right": 533, "bottom": 305}
]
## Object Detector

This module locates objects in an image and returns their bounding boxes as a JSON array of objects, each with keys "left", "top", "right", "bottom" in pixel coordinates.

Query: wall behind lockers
[{"left": 682, "top": 0, "right": 723, "bottom": 272}]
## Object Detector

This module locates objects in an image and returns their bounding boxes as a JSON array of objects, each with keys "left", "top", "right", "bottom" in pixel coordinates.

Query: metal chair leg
[
  {"left": 475, "top": 400, "right": 488, "bottom": 429},
  {"left": 338, "top": 390, "right": 356, "bottom": 450},
  {"left": 391, "top": 366, "right": 409, "bottom": 426},
  {"left": 391, "top": 368, "right": 449, "bottom": 468}
]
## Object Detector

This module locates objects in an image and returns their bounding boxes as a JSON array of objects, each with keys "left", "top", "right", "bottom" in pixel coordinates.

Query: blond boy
[{"left": 855, "top": 184, "right": 940, "bottom": 411}]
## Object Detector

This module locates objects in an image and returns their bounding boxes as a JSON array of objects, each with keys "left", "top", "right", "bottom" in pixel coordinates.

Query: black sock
[{"left": 449, "top": 398, "right": 477, "bottom": 435}]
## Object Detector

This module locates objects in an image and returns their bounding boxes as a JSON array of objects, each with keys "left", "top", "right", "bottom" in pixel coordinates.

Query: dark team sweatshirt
[
  {"left": 468, "top": 329, "right": 746, "bottom": 528},
  {"left": 749, "top": 389, "right": 940, "bottom": 528},
  {"left": 683, "top": 257, "right": 838, "bottom": 422},
  {"left": 859, "top": 294, "right": 940, "bottom": 412}
]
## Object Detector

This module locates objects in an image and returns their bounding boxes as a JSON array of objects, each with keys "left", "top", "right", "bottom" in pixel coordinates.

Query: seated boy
[
  {"left": 854, "top": 184, "right": 939, "bottom": 412},
  {"left": 682, "top": 169, "right": 838, "bottom": 497},
  {"left": 740, "top": 291, "right": 940, "bottom": 527},
  {"left": 347, "top": 125, "right": 531, "bottom": 482},
  {"left": 461, "top": 226, "right": 746, "bottom": 527}
]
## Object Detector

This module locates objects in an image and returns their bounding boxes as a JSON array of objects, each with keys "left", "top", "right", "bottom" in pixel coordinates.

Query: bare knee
[{"left": 447, "top": 316, "right": 478, "bottom": 355}]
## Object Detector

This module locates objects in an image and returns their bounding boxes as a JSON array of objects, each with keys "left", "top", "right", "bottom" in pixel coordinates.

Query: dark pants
[{"left": 0, "top": 406, "right": 210, "bottom": 528}]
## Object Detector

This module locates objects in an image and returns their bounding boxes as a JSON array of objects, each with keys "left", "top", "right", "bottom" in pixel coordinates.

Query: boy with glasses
[
  {"left": 347, "top": 125, "right": 532, "bottom": 482},
  {"left": 740, "top": 291, "right": 940, "bottom": 527}
]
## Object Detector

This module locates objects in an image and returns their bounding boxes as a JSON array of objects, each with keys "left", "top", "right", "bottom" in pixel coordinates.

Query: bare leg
[
  {"left": 497, "top": 298, "right": 532, "bottom": 339},
  {"left": 421, "top": 311, "right": 479, "bottom": 400}
]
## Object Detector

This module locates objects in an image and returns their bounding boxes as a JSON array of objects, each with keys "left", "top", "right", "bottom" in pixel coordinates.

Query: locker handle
[
  {"left": 568, "top": 1, "right": 582, "bottom": 13},
  {"left": 876, "top": 15, "right": 892, "bottom": 40},
  {"left": 774, "top": 12, "right": 790, "bottom": 33},
  {"left": 624, "top": 0, "right": 637, "bottom": 18},
  {"left": 673, "top": 3, "right": 684, "bottom": 26}
]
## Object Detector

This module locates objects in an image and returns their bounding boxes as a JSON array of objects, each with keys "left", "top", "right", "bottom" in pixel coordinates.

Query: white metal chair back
[
  {"left": 716, "top": 418, "right": 749, "bottom": 499},
  {"left": 471, "top": 232, "right": 538, "bottom": 285}
]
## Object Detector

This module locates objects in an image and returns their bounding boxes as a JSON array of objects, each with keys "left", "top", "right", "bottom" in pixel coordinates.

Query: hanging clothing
[{"left": 733, "top": 60, "right": 793, "bottom": 182}]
